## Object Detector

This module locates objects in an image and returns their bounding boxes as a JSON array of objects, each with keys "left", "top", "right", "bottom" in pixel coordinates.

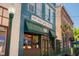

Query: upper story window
[
  {"left": 45, "top": 5, "right": 50, "bottom": 22},
  {"left": 50, "top": 10, "right": 55, "bottom": 24},
  {"left": 28, "top": 3, "right": 35, "bottom": 13},
  {"left": 51, "top": 3, "right": 56, "bottom": 7},
  {"left": 0, "top": 6, "right": 9, "bottom": 26},
  {"left": 36, "top": 3, "right": 42, "bottom": 18},
  {"left": 45, "top": 4, "right": 55, "bottom": 24}
]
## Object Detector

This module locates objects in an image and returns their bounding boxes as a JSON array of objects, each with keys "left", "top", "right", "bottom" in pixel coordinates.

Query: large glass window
[
  {"left": 50, "top": 10, "right": 53, "bottom": 24},
  {"left": 36, "top": 3, "right": 42, "bottom": 17},
  {"left": 49, "top": 7, "right": 55, "bottom": 24},
  {"left": 45, "top": 5, "right": 50, "bottom": 22},
  {"left": 28, "top": 3, "right": 35, "bottom": 13},
  {"left": 0, "top": 27, "right": 7, "bottom": 55},
  {"left": 32, "top": 35, "right": 40, "bottom": 48},
  {"left": 23, "top": 34, "right": 40, "bottom": 49},
  {"left": 24, "top": 34, "right": 32, "bottom": 49},
  {"left": 23, "top": 34, "right": 41, "bottom": 56}
]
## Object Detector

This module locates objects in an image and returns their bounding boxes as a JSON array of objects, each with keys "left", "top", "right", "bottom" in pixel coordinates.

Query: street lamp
[{"left": 5, "top": 7, "right": 15, "bottom": 56}]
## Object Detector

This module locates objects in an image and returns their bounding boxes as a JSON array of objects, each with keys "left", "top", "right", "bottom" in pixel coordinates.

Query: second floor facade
[
  {"left": 21, "top": 3, "right": 56, "bottom": 31},
  {"left": 56, "top": 5, "right": 73, "bottom": 41}
]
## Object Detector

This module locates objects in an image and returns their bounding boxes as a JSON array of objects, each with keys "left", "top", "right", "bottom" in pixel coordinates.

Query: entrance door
[
  {"left": 23, "top": 34, "right": 41, "bottom": 56},
  {"left": 41, "top": 35, "right": 48, "bottom": 56}
]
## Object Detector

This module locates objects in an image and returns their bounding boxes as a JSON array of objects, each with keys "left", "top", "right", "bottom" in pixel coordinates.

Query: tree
[{"left": 73, "top": 28, "right": 79, "bottom": 41}]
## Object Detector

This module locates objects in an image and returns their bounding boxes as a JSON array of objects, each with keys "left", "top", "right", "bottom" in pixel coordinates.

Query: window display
[
  {"left": 23, "top": 34, "right": 41, "bottom": 56},
  {"left": 28, "top": 3, "right": 35, "bottom": 13},
  {"left": 23, "top": 34, "right": 40, "bottom": 49},
  {"left": 0, "top": 30, "right": 7, "bottom": 55},
  {"left": 24, "top": 34, "right": 32, "bottom": 49}
]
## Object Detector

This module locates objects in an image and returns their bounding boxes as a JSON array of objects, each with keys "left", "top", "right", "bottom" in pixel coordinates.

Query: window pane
[
  {"left": 3, "top": 9, "right": 9, "bottom": 18},
  {"left": 2, "top": 18, "right": 9, "bottom": 26},
  {"left": 50, "top": 10, "right": 54, "bottom": 24},
  {"left": 45, "top": 5, "right": 50, "bottom": 21},
  {"left": 36, "top": 3, "right": 42, "bottom": 17},
  {"left": 0, "top": 17, "right": 2, "bottom": 24},
  {"left": 33, "top": 35, "right": 39, "bottom": 48},
  {"left": 29, "top": 3, "right": 35, "bottom": 13},
  {"left": 0, "top": 8, "right": 2, "bottom": 16},
  {"left": 0, "top": 31, "right": 6, "bottom": 55}
]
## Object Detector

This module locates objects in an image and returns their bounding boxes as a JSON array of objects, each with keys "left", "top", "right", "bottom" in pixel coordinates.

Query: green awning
[
  {"left": 50, "top": 30, "right": 56, "bottom": 37},
  {"left": 24, "top": 20, "right": 48, "bottom": 34}
]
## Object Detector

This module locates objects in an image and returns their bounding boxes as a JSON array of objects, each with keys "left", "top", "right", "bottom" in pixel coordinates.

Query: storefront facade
[
  {"left": 19, "top": 3, "right": 56, "bottom": 56},
  {"left": 56, "top": 5, "right": 73, "bottom": 55}
]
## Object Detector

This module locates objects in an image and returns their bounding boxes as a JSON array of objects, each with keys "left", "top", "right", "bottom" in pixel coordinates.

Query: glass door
[{"left": 41, "top": 35, "right": 48, "bottom": 56}]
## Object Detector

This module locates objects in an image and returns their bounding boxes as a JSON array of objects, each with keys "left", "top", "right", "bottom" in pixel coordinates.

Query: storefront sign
[{"left": 31, "top": 15, "right": 52, "bottom": 29}]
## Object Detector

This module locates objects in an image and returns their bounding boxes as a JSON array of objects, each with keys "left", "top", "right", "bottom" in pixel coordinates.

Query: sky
[{"left": 64, "top": 3, "right": 79, "bottom": 28}]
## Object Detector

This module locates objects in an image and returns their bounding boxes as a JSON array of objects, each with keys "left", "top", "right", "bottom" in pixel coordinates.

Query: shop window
[
  {"left": 28, "top": 3, "right": 35, "bottom": 13},
  {"left": 24, "top": 34, "right": 32, "bottom": 49},
  {"left": 36, "top": 3, "right": 42, "bottom": 18},
  {"left": 2, "top": 18, "right": 9, "bottom": 26},
  {"left": 50, "top": 10, "right": 54, "bottom": 24},
  {"left": 3, "top": 9, "right": 9, "bottom": 18},
  {"left": 32, "top": 35, "right": 39, "bottom": 48},
  {"left": 0, "top": 31, "right": 6, "bottom": 55},
  {"left": 0, "top": 8, "right": 2, "bottom": 16}
]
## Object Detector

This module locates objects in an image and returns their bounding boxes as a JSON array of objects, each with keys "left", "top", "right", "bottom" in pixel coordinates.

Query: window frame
[
  {"left": 45, "top": 4, "right": 50, "bottom": 22},
  {"left": 50, "top": 9, "right": 55, "bottom": 24},
  {"left": 28, "top": 3, "right": 35, "bottom": 14}
]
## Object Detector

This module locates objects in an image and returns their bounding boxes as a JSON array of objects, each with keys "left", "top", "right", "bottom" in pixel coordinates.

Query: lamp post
[{"left": 5, "top": 7, "right": 15, "bottom": 56}]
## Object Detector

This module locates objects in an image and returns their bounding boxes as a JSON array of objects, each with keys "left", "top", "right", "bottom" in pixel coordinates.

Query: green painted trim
[
  {"left": 18, "top": 5, "right": 24, "bottom": 56},
  {"left": 24, "top": 20, "right": 49, "bottom": 34},
  {"left": 18, "top": 14, "right": 24, "bottom": 56}
]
